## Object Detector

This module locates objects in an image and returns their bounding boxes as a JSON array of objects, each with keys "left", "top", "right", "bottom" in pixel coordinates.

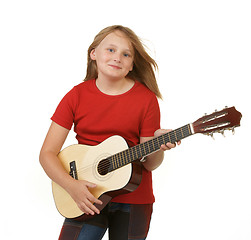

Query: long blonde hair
[{"left": 84, "top": 25, "right": 162, "bottom": 99}]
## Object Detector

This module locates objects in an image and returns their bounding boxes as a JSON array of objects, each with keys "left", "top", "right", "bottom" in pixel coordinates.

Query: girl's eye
[
  {"left": 124, "top": 53, "right": 129, "bottom": 57},
  {"left": 108, "top": 48, "right": 114, "bottom": 53}
]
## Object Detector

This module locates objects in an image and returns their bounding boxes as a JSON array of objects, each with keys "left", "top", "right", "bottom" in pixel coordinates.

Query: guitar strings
[
  {"left": 74, "top": 136, "right": 163, "bottom": 174},
  {"left": 76, "top": 128, "right": 190, "bottom": 174},
  {"left": 70, "top": 128, "right": 191, "bottom": 176},
  {"left": 79, "top": 128, "right": 189, "bottom": 174}
]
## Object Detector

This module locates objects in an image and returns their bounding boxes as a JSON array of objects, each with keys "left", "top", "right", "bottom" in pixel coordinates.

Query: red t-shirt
[{"left": 51, "top": 79, "right": 160, "bottom": 204}]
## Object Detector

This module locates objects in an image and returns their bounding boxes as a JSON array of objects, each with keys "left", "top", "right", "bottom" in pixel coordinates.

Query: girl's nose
[{"left": 113, "top": 53, "right": 122, "bottom": 63}]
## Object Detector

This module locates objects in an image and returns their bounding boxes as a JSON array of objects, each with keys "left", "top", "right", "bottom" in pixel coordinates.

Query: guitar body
[{"left": 52, "top": 135, "right": 142, "bottom": 219}]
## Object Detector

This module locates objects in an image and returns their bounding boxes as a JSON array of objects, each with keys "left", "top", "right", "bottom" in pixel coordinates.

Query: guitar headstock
[{"left": 192, "top": 106, "right": 242, "bottom": 137}]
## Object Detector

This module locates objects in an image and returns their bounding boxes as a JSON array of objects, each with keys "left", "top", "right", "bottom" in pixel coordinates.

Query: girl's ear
[{"left": 90, "top": 49, "right": 96, "bottom": 60}]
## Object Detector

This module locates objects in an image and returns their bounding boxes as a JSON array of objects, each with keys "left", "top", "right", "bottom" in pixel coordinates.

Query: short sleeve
[
  {"left": 51, "top": 87, "right": 78, "bottom": 130},
  {"left": 140, "top": 95, "right": 161, "bottom": 137}
]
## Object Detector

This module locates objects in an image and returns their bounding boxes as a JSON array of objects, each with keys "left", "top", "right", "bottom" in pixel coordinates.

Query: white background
[{"left": 1, "top": 0, "right": 250, "bottom": 239}]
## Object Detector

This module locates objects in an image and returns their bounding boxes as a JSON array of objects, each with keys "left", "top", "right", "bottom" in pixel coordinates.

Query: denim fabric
[{"left": 59, "top": 202, "right": 152, "bottom": 240}]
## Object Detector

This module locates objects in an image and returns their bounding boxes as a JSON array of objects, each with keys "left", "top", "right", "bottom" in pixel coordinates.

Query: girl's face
[{"left": 90, "top": 31, "right": 134, "bottom": 81}]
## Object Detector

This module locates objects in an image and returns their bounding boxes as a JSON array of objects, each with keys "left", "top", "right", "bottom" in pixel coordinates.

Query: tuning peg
[
  {"left": 210, "top": 132, "right": 215, "bottom": 140},
  {"left": 220, "top": 129, "right": 225, "bottom": 137},
  {"left": 231, "top": 127, "right": 235, "bottom": 135},
  {"left": 224, "top": 106, "right": 228, "bottom": 109}
]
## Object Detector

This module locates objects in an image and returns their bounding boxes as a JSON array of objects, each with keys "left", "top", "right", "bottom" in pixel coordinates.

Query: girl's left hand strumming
[{"left": 154, "top": 129, "right": 181, "bottom": 151}]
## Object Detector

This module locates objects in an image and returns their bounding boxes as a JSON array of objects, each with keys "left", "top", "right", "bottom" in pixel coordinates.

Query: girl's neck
[{"left": 96, "top": 77, "right": 135, "bottom": 96}]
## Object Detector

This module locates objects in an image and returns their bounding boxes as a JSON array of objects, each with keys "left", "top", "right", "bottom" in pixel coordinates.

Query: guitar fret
[
  {"left": 181, "top": 127, "right": 184, "bottom": 138},
  {"left": 174, "top": 130, "right": 177, "bottom": 141},
  {"left": 135, "top": 146, "right": 139, "bottom": 159},
  {"left": 115, "top": 154, "right": 119, "bottom": 168},
  {"left": 153, "top": 138, "right": 157, "bottom": 150},
  {"left": 166, "top": 133, "right": 170, "bottom": 143},
  {"left": 162, "top": 135, "right": 165, "bottom": 145},
  {"left": 150, "top": 139, "right": 154, "bottom": 152},
  {"left": 136, "top": 146, "right": 139, "bottom": 159},
  {"left": 112, "top": 155, "right": 115, "bottom": 169},
  {"left": 121, "top": 153, "right": 124, "bottom": 166},
  {"left": 130, "top": 148, "right": 134, "bottom": 162},
  {"left": 176, "top": 128, "right": 181, "bottom": 140},
  {"left": 140, "top": 145, "right": 144, "bottom": 158},
  {"left": 168, "top": 133, "right": 171, "bottom": 143},
  {"left": 175, "top": 130, "right": 179, "bottom": 140},
  {"left": 122, "top": 152, "right": 125, "bottom": 165},
  {"left": 152, "top": 139, "right": 156, "bottom": 151},
  {"left": 125, "top": 149, "right": 128, "bottom": 162},
  {"left": 114, "top": 155, "right": 118, "bottom": 169},
  {"left": 185, "top": 125, "right": 190, "bottom": 137},
  {"left": 143, "top": 142, "right": 147, "bottom": 155},
  {"left": 142, "top": 145, "right": 146, "bottom": 156},
  {"left": 156, "top": 137, "right": 161, "bottom": 148},
  {"left": 133, "top": 146, "right": 137, "bottom": 160},
  {"left": 152, "top": 139, "right": 156, "bottom": 150},
  {"left": 119, "top": 153, "right": 122, "bottom": 167},
  {"left": 138, "top": 147, "right": 141, "bottom": 158},
  {"left": 119, "top": 152, "right": 122, "bottom": 166},
  {"left": 147, "top": 141, "right": 151, "bottom": 154},
  {"left": 143, "top": 143, "right": 146, "bottom": 156},
  {"left": 172, "top": 131, "right": 176, "bottom": 142},
  {"left": 117, "top": 154, "right": 120, "bottom": 168},
  {"left": 120, "top": 152, "right": 123, "bottom": 166},
  {"left": 116, "top": 153, "right": 119, "bottom": 168},
  {"left": 157, "top": 137, "right": 160, "bottom": 147},
  {"left": 188, "top": 124, "right": 191, "bottom": 135},
  {"left": 121, "top": 152, "right": 124, "bottom": 166},
  {"left": 148, "top": 141, "right": 151, "bottom": 153},
  {"left": 124, "top": 151, "right": 128, "bottom": 164},
  {"left": 139, "top": 144, "right": 143, "bottom": 158},
  {"left": 126, "top": 149, "right": 130, "bottom": 164},
  {"left": 122, "top": 151, "right": 125, "bottom": 165},
  {"left": 126, "top": 150, "right": 130, "bottom": 164}
]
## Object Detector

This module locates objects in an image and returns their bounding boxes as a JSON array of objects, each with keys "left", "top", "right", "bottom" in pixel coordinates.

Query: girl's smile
[{"left": 108, "top": 64, "right": 122, "bottom": 70}]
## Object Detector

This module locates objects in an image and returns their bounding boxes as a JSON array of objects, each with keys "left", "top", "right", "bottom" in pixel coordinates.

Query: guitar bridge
[{"left": 69, "top": 161, "right": 78, "bottom": 180}]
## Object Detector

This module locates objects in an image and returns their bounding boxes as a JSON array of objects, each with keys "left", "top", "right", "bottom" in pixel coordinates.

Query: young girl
[{"left": 40, "top": 25, "right": 179, "bottom": 240}]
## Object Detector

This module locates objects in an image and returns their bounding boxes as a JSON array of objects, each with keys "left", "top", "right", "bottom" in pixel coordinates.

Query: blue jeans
[{"left": 59, "top": 202, "right": 153, "bottom": 240}]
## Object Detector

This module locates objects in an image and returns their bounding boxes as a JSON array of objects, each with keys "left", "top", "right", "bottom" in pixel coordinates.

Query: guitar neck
[{"left": 107, "top": 124, "right": 194, "bottom": 173}]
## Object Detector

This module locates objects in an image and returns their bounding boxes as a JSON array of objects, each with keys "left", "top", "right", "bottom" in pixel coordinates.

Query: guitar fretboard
[{"left": 106, "top": 124, "right": 193, "bottom": 173}]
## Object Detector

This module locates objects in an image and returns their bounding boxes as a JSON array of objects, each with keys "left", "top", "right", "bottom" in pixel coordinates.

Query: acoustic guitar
[{"left": 52, "top": 106, "right": 242, "bottom": 219}]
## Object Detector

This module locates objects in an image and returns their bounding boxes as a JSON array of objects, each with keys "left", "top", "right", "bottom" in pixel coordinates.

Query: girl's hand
[
  {"left": 154, "top": 129, "right": 181, "bottom": 151},
  {"left": 67, "top": 180, "right": 103, "bottom": 215}
]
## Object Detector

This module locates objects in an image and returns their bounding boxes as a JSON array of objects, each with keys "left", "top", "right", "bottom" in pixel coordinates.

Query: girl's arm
[
  {"left": 140, "top": 129, "right": 180, "bottom": 171},
  {"left": 39, "top": 121, "right": 102, "bottom": 216}
]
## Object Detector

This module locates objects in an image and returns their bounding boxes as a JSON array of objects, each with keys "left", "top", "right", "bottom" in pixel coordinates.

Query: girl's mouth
[{"left": 109, "top": 64, "right": 122, "bottom": 69}]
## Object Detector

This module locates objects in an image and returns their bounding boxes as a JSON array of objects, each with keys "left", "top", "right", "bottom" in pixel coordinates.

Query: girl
[{"left": 40, "top": 25, "right": 179, "bottom": 240}]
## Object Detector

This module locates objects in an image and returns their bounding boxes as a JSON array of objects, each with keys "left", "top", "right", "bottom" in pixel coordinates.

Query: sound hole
[{"left": 97, "top": 158, "right": 110, "bottom": 176}]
